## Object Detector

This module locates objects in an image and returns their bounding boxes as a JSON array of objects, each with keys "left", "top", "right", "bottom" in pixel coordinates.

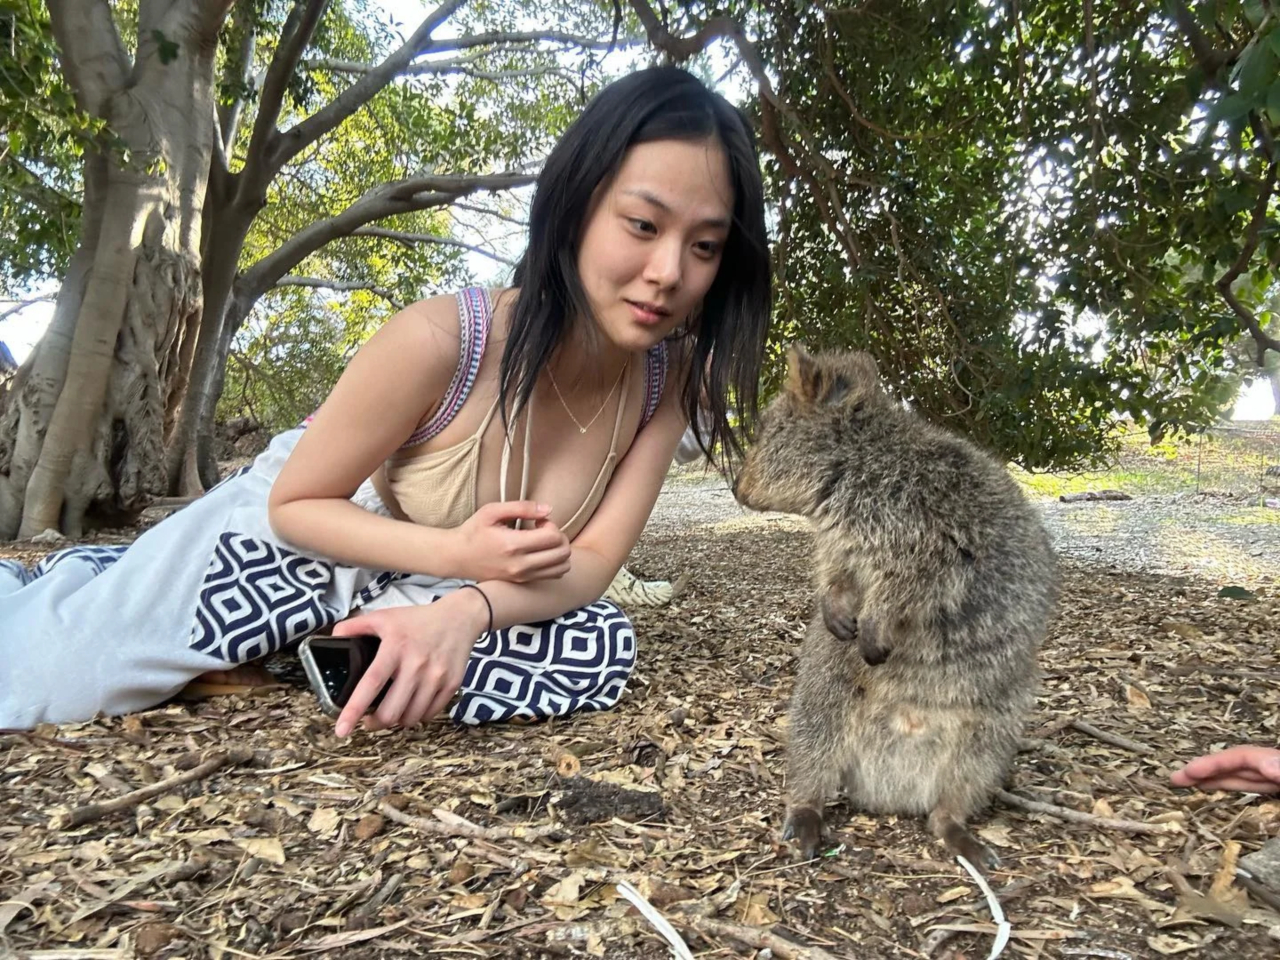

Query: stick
[
  {"left": 996, "top": 790, "right": 1181, "bottom": 836},
  {"left": 51, "top": 747, "right": 255, "bottom": 829},
  {"left": 432, "top": 805, "right": 562, "bottom": 840},
  {"left": 376, "top": 800, "right": 560, "bottom": 842},
  {"left": 1030, "top": 715, "right": 1075, "bottom": 739},
  {"left": 350, "top": 873, "right": 403, "bottom": 924},
  {"left": 1068, "top": 719, "right": 1155, "bottom": 755},
  {"left": 677, "top": 915, "right": 842, "bottom": 960}
]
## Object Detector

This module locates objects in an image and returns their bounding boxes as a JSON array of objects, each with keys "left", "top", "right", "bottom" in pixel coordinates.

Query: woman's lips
[{"left": 627, "top": 300, "right": 671, "bottom": 325}]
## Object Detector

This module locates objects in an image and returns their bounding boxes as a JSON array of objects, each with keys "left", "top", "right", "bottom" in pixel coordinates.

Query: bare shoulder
[{"left": 369, "top": 292, "right": 465, "bottom": 356}]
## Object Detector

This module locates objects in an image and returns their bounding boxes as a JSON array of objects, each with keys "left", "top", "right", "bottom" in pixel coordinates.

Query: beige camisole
[{"left": 369, "top": 288, "right": 660, "bottom": 541}]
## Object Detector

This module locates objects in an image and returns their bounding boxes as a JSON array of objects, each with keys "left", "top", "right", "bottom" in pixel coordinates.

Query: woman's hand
[
  {"left": 446, "top": 500, "right": 572, "bottom": 583},
  {"left": 1170, "top": 745, "right": 1280, "bottom": 793},
  {"left": 329, "top": 589, "right": 490, "bottom": 737}
]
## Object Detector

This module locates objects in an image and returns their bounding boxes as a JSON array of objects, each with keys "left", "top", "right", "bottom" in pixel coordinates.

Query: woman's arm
[
  {"left": 476, "top": 374, "right": 690, "bottom": 626},
  {"left": 267, "top": 295, "right": 569, "bottom": 582},
  {"left": 331, "top": 369, "right": 691, "bottom": 735}
]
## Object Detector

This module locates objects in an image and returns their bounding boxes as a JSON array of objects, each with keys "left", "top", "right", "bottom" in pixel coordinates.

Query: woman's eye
[
  {"left": 628, "top": 218, "right": 656, "bottom": 234},
  {"left": 694, "top": 240, "right": 722, "bottom": 258}
]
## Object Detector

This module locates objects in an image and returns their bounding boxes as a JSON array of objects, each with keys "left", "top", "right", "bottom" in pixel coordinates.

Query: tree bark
[{"left": 0, "top": 0, "right": 229, "bottom": 538}]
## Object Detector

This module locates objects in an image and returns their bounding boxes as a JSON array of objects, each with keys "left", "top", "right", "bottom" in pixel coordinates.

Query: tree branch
[
  {"left": 5, "top": 156, "right": 82, "bottom": 209},
  {"left": 1166, "top": 0, "right": 1233, "bottom": 78},
  {"left": 0, "top": 296, "right": 57, "bottom": 323},
  {"left": 1216, "top": 162, "right": 1280, "bottom": 362},
  {"left": 246, "top": 0, "right": 332, "bottom": 177},
  {"left": 304, "top": 34, "right": 634, "bottom": 79},
  {"left": 353, "top": 226, "right": 517, "bottom": 265},
  {"left": 423, "top": 29, "right": 642, "bottom": 55},
  {"left": 303, "top": 49, "right": 485, "bottom": 74},
  {"left": 46, "top": 0, "right": 131, "bottom": 116},
  {"left": 312, "top": 60, "right": 577, "bottom": 84},
  {"left": 216, "top": 0, "right": 259, "bottom": 163},
  {"left": 237, "top": 172, "right": 535, "bottom": 303},
  {"left": 452, "top": 200, "right": 529, "bottom": 228},
  {"left": 267, "top": 0, "right": 467, "bottom": 175},
  {"left": 276, "top": 276, "right": 403, "bottom": 309}
]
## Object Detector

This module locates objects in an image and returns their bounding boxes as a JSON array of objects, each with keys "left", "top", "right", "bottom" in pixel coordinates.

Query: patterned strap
[
  {"left": 638, "top": 340, "right": 669, "bottom": 430},
  {"left": 399, "top": 287, "right": 491, "bottom": 449}
]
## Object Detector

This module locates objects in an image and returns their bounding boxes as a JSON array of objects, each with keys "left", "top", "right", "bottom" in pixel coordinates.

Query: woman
[{"left": 0, "top": 67, "right": 772, "bottom": 735}]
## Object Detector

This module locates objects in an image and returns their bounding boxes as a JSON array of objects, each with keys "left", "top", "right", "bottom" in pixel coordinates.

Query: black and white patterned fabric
[
  {"left": 186, "top": 530, "right": 637, "bottom": 724},
  {"left": 0, "top": 544, "right": 129, "bottom": 586},
  {"left": 452, "top": 599, "right": 636, "bottom": 725},
  {"left": 190, "top": 533, "right": 341, "bottom": 664},
  {"left": 34, "top": 544, "right": 129, "bottom": 578}
]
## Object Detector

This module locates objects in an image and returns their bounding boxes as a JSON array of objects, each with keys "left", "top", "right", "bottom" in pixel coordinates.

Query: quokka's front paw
[
  {"left": 856, "top": 615, "right": 891, "bottom": 665},
  {"left": 820, "top": 594, "right": 858, "bottom": 644},
  {"left": 782, "top": 806, "right": 826, "bottom": 860}
]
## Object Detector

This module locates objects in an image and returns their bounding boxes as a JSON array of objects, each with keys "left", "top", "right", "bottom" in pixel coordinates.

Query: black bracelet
[{"left": 459, "top": 583, "right": 494, "bottom": 635}]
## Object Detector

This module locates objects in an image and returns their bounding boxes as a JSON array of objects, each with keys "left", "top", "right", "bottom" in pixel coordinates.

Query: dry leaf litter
[{"left": 1, "top": 469, "right": 1277, "bottom": 960}]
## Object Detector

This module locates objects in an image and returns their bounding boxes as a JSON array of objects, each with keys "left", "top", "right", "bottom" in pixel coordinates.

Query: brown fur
[{"left": 735, "top": 346, "right": 1058, "bottom": 868}]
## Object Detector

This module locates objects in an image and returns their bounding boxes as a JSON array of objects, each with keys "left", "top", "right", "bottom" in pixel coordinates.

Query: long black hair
[{"left": 502, "top": 66, "right": 771, "bottom": 467}]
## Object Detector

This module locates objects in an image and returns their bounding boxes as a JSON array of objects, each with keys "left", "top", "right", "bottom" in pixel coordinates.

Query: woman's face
[{"left": 576, "top": 138, "right": 734, "bottom": 353}]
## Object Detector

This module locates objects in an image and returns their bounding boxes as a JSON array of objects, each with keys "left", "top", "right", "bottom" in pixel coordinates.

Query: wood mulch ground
[{"left": 1, "top": 474, "right": 1278, "bottom": 959}]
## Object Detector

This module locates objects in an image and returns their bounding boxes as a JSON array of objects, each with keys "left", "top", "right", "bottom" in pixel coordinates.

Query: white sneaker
[{"left": 603, "top": 565, "right": 688, "bottom": 608}]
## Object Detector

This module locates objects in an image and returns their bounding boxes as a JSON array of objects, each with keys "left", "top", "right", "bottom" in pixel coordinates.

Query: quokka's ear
[
  {"left": 787, "top": 345, "right": 854, "bottom": 406},
  {"left": 785, "top": 344, "right": 820, "bottom": 401}
]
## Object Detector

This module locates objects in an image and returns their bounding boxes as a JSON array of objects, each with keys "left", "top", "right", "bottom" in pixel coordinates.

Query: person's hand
[
  {"left": 1170, "top": 745, "right": 1280, "bottom": 793},
  {"left": 330, "top": 589, "right": 489, "bottom": 737},
  {"left": 446, "top": 501, "right": 571, "bottom": 583}
]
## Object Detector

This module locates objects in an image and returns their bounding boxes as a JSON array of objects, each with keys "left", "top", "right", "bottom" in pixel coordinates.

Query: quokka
[{"left": 734, "top": 346, "right": 1057, "bottom": 867}]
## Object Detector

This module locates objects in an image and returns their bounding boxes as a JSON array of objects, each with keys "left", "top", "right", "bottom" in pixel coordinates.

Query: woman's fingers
[
  {"left": 336, "top": 644, "right": 395, "bottom": 737},
  {"left": 372, "top": 659, "right": 420, "bottom": 730},
  {"left": 516, "top": 546, "right": 573, "bottom": 580},
  {"left": 505, "top": 523, "right": 568, "bottom": 555},
  {"left": 1193, "top": 775, "right": 1280, "bottom": 793},
  {"left": 403, "top": 681, "right": 440, "bottom": 729},
  {"left": 478, "top": 500, "right": 552, "bottom": 526},
  {"left": 422, "top": 667, "right": 464, "bottom": 723}
]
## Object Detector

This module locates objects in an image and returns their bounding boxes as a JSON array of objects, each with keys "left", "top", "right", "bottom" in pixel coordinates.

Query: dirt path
[{"left": 645, "top": 469, "right": 1280, "bottom": 585}]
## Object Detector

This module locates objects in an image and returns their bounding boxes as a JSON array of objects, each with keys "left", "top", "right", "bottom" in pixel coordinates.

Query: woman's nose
[{"left": 644, "top": 240, "right": 683, "bottom": 289}]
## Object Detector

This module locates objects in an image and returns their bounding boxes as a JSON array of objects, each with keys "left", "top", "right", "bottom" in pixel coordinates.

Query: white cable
[
  {"left": 955, "top": 856, "right": 1011, "bottom": 960},
  {"left": 615, "top": 880, "right": 696, "bottom": 960}
]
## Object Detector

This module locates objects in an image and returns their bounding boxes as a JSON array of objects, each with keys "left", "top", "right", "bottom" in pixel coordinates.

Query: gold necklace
[{"left": 547, "top": 359, "right": 629, "bottom": 434}]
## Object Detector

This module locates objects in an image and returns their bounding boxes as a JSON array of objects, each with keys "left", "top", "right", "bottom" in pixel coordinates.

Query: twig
[
  {"left": 1068, "top": 719, "right": 1156, "bottom": 755},
  {"left": 51, "top": 747, "right": 255, "bottom": 829},
  {"left": 468, "top": 838, "right": 536, "bottom": 877},
  {"left": 1030, "top": 715, "right": 1075, "bottom": 739},
  {"left": 350, "top": 873, "right": 403, "bottom": 923},
  {"left": 377, "top": 800, "right": 560, "bottom": 841},
  {"left": 675, "top": 914, "right": 842, "bottom": 960},
  {"left": 996, "top": 790, "right": 1181, "bottom": 836}
]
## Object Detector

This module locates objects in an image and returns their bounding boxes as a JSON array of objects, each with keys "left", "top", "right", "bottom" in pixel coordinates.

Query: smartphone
[{"left": 298, "top": 634, "right": 385, "bottom": 719}]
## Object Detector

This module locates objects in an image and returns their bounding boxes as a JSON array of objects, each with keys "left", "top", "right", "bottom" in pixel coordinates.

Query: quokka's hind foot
[
  {"left": 782, "top": 805, "right": 827, "bottom": 860},
  {"left": 929, "top": 809, "right": 1000, "bottom": 871}
]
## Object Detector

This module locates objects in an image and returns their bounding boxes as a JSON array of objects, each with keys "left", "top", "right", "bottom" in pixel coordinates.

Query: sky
[{"left": 1, "top": 0, "right": 1275, "bottom": 418}]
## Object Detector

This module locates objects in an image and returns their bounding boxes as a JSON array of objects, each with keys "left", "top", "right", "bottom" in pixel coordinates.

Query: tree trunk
[
  {"left": 0, "top": 4, "right": 225, "bottom": 539},
  {"left": 0, "top": 154, "right": 107, "bottom": 538},
  {"left": 1269, "top": 367, "right": 1280, "bottom": 418},
  {"left": 194, "top": 293, "right": 254, "bottom": 486},
  {"left": 164, "top": 156, "right": 265, "bottom": 495}
]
